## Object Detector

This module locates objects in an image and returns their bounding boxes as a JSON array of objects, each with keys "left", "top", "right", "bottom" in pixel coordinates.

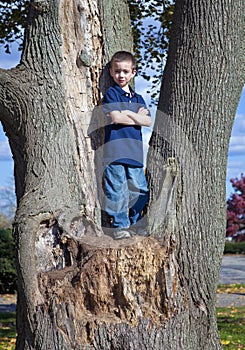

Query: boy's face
[{"left": 110, "top": 60, "right": 136, "bottom": 89}]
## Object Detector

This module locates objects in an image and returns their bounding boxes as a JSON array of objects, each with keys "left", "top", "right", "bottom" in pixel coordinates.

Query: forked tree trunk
[{"left": 0, "top": 0, "right": 244, "bottom": 349}]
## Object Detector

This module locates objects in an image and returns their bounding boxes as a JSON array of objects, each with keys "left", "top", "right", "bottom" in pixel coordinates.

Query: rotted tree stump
[{"left": 34, "top": 227, "right": 187, "bottom": 349}]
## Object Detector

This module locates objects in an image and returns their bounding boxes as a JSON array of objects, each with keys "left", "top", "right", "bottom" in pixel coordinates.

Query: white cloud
[
  {"left": 229, "top": 135, "right": 245, "bottom": 155},
  {"left": 0, "top": 139, "right": 12, "bottom": 161},
  {"left": 228, "top": 113, "right": 245, "bottom": 155},
  {"left": 231, "top": 113, "right": 245, "bottom": 133},
  {"left": 227, "top": 159, "right": 244, "bottom": 177}
]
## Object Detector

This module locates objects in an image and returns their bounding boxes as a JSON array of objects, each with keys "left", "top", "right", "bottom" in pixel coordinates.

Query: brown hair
[{"left": 110, "top": 51, "right": 136, "bottom": 70}]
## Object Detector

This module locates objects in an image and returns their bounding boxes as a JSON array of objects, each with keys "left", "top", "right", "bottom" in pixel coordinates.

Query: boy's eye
[{"left": 115, "top": 70, "right": 130, "bottom": 74}]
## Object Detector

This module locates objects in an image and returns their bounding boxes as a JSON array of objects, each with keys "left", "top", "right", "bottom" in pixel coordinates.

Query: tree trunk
[
  {"left": 147, "top": 0, "right": 245, "bottom": 348},
  {"left": 0, "top": 0, "right": 244, "bottom": 349}
]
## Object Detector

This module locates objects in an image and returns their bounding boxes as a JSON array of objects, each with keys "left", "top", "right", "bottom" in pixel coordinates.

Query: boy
[{"left": 102, "top": 51, "right": 151, "bottom": 239}]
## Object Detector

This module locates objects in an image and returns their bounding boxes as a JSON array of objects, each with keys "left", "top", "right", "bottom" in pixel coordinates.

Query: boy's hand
[
  {"left": 123, "top": 107, "right": 151, "bottom": 127},
  {"left": 109, "top": 110, "right": 136, "bottom": 125},
  {"left": 138, "top": 107, "right": 149, "bottom": 116},
  {"left": 109, "top": 107, "right": 151, "bottom": 127}
]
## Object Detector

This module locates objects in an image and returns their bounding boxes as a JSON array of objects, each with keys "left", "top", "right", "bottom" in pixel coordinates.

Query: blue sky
[{"left": 0, "top": 43, "right": 244, "bottom": 200}]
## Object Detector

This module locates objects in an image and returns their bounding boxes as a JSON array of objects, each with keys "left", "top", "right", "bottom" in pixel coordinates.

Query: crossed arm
[{"left": 109, "top": 107, "right": 151, "bottom": 127}]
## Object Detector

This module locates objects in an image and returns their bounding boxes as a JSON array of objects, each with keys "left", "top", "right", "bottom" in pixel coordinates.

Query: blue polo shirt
[{"left": 102, "top": 84, "right": 148, "bottom": 167}]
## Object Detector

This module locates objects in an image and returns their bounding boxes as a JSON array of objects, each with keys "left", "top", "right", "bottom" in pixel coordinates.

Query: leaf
[{"left": 128, "top": 0, "right": 175, "bottom": 105}]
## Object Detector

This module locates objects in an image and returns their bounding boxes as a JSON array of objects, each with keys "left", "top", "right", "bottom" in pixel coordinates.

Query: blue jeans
[{"left": 103, "top": 163, "right": 149, "bottom": 228}]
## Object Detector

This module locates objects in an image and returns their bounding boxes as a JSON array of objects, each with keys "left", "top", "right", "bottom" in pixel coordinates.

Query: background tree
[
  {"left": 0, "top": 226, "right": 17, "bottom": 294},
  {"left": 0, "top": 1, "right": 244, "bottom": 350},
  {"left": 0, "top": 0, "right": 28, "bottom": 53},
  {"left": 0, "top": 212, "right": 11, "bottom": 230},
  {"left": 0, "top": 179, "right": 16, "bottom": 219},
  {"left": 128, "top": 0, "right": 174, "bottom": 104},
  {"left": 0, "top": 192, "right": 16, "bottom": 294},
  {"left": 227, "top": 174, "right": 245, "bottom": 237}
]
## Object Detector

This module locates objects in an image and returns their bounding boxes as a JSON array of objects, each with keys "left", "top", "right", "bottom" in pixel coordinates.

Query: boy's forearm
[
  {"left": 109, "top": 109, "right": 151, "bottom": 127},
  {"left": 125, "top": 110, "right": 151, "bottom": 127},
  {"left": 109, "top": 110, "right": 136, "bottom": 125}
]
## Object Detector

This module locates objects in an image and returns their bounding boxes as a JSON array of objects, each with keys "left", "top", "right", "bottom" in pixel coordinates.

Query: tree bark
[
  {"left": 1, "top": 0, "right": 134, "bottom": 348},
  {"left": 147, "top": 0, "right": 245, "bottom": 348},
  {"left": 0, "top": 0, "right": 244, "bottom": 349}
]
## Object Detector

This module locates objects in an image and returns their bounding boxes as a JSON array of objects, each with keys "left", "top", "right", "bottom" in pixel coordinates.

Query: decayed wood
[{"left": 35, "top": 234, "right": 185, "bottom": 349}]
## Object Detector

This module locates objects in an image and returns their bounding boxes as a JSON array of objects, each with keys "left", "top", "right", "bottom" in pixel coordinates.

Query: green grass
[
  {"left": 0, "top": 312, "right": 16, "bottom": 350},
  {"left": 0, "top": 305, "right": 244, "bottom": 349},
  {"left": 217, "top": 284, "right": 245, "bottom": 294},
  {"left": 217, "top": 306, "right": 245, "bottom": 349}
]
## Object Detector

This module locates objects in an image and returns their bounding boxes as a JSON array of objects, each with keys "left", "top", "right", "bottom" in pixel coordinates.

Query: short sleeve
[{"left": 102, "top": 88, "right": 121, "bottom": 115}]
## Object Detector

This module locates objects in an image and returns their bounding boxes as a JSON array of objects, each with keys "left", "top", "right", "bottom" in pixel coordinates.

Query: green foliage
[
  {"left": 128, "top": 0, "right": 175, "bottom": 105},
  {"left": 0, "top": 228, "right": 17, "bottom": 294},
  {"left": 224, "top": 242, "right": 245, "bottom": 255},
  {"left": 0, "top": 0, "right": 28, "bottom": 53}
]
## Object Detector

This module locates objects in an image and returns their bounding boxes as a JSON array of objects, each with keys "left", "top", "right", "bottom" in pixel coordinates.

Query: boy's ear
[{"left": 132, "top": 69, "right": 137, "bottom": 77}]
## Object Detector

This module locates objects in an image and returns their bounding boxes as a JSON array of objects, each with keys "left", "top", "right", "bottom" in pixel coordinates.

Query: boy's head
[
  {"left": 109, "top": 51, "right": 136, "bottom": 89},
  {"left": 110, "top": 51, "right": 136, "bottom": 70}
]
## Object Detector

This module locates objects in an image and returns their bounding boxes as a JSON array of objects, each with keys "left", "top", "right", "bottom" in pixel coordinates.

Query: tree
[
  {"left": 129, "top": 0, "right": 174, "bottom": 104},
  {"left": 227, "top": 174, "right": 245, "bottom": 237},
  {"left": 0, "top": 0, "right": 28, "bottom": 53},
  {"left": 0, "top": 212, "right": 11, "bottom": 230},
  {"left": 0, "top": 1, "right": 244, "bottom": 350},
  {"left": 0, "top": 179, "right": 16, "bottom": 219},
  {"left": 0, "top": 203, "right": 17, "bottom": 295},
  {"left": 146, "top": 0, "right": 244, "bottom": 347},
  {"left": 0, "top": 227, "right": 17, "bottom": 294}
]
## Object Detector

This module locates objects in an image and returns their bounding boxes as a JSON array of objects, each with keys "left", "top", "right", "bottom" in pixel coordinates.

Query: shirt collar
[{"left": 113, "top": 83, "right": 136, "bottom": 97}]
